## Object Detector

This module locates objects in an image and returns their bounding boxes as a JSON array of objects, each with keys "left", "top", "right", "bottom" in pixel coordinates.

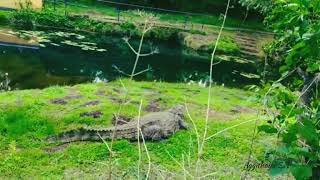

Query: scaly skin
[{"left": 47, "top": 105, "right": 188, "bottom": 143}]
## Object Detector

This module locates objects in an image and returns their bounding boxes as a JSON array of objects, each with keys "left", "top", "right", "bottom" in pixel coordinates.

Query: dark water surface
[{"left": 0, "top": 30, "right": 260, "bottom": 90}]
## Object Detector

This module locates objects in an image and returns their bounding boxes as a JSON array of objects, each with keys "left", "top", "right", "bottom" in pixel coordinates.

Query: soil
[
  {"left": 80, "top": 111, "right": 103, "bottom": 118},
  {"left": 80, "top": 100, "right": 101, "bottom": 107},
  {"left": 145, "top": 98, "right": 163, "bottom": 112},
  {"left": 44, "top": 143, "right": 70, "bottom": 153}
]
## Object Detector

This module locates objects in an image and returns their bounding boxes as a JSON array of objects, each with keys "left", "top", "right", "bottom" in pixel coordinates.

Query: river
[{"left": 0, "top": 29, "right": 260, "bottom": 89}]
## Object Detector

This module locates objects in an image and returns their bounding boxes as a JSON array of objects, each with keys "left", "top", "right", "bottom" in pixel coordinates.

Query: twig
[
  {"left": 137, "top": 100, "right": 142, "bottom": 179},
  {"left": 107, "top": 78, "right": 129, "bottom": 179},
  {"left": 196, "top": 0, "right": 231, "bottom": 177},
  {"left": 205, "top": 118, "right": 260, "bottom": 141},
  {"left": 184, "top": 100, "right": 201, "bottom": 155},
  {"left": 97, "top": 132, "right": 112, "bottom": 153},
  {"left": 165, "top": 149, "right": 194, "bottom": 178},
  {"left": 139, "top": 123, "right": 151, "bottom": 180},
  {"left": 130, "top": 19, "right": 147, "bottom": 80},
  {"left": 133, "top": 66, "right": 152, "bottom": 76}
]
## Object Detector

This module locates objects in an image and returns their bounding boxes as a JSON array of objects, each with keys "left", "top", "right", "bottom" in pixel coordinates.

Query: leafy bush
[
  {"left": 245, "top": 0, "right": 320, "bottom": 179},
  {"left": 148, "top": 27, "right": 178, "bottom": 41},
  {"left": 0, "top": 11, "right": 10, "bottom": 25}
]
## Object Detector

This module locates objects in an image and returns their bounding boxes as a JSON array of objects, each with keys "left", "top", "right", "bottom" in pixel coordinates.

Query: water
[{"left": 0, "top": 30, "right": 260, "bottom": 90}]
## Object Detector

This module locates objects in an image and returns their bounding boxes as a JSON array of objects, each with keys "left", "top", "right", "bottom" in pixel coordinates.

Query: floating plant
[{"left": 15, "top": 30, "right": 107, "bottom": 52}]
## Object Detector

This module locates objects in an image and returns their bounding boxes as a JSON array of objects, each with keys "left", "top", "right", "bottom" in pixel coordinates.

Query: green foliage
[
  {"left": 0, "top": 11, "right": 10, "bottom": 25},
  {"left": 264, "top": 0, "right": 320, "bottom": 77},
  {"left": 255, "top": 83, "right": 320, "bottom": 179},
  {"left": 8, "top": 8, "right": 184, "bottom": 42},
  {"left": 243, "top": 3, "right": 320, "bottom": 178},
  {"left": 148, "top": 27, "right": 179, "bottom": 41},
  {"left": 102, "top": 0, "right": 253, "bottom": 18},
  {"left": 209, "top": 36, "right": 240, "bottom": 55},
  {"left": 238, "top": 0, "right": 273, "bottom": 14}
]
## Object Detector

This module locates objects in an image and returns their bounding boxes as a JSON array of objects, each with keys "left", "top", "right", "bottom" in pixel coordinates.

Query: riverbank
[
  {"left": 0, "top": 79, "right": 275, "bottom": 178},
  {"left": 0, "top": 8, "right": 273, "bottom": 61}
]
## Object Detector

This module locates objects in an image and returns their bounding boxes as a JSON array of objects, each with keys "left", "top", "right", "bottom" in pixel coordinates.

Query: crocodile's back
[{"left": 48, "top": 106, "right": 185, "bottom": 143}]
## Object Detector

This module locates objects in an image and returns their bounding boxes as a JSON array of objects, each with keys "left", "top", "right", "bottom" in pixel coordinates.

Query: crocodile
[{"left": 47, "top": 105, "right": 188, "bottom": 143}]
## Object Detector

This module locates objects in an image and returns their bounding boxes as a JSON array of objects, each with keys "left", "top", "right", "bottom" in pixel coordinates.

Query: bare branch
[
  {"left": 123, "top": 37, "right": 139, "bottom": 55},
  {"left": 132, "top": 66, "right": 152, "bottom": 77},
  {"left": 97, "top": 132, "right": 112, "bottom": 153},
  {"left": 165, "top": 149, "right": 194, "bottom": 178},
  {"left": 195, "top": 0, "right": 231, "bottom": 176},
  {"left": 112, "top": 65, "right": 131, "bottom": 77}
]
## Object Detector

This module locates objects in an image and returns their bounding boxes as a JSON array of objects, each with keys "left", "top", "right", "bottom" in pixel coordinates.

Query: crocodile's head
[
  {"left": 170, "top": 105, "right": 188, "bottom": 129},
  {"left": 169, "top": 105, "right": 185, "bottom": 116}
]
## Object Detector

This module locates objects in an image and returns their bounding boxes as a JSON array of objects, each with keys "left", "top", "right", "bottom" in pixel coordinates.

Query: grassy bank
[
  {"left": 1, "top": 8, "right": 244, "bottom": 56},
  {"left": 50, "top": 0, "right": 265, "bottom": 31},
  {"left": 0, "top": 79, "right": 275, "bottom": 178}
]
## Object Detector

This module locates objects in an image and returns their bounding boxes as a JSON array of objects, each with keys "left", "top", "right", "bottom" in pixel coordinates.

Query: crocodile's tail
[
  {"left": 47, "top": 127, "right": 109, "bottom": 143},
  {"left": 47, "top": 127, "right": 138, "bottom": 143}
]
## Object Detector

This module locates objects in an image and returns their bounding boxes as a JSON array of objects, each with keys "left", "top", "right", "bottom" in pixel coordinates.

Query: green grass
[
  {"left": 0, "top": 79, "right": 276, "bottom": 178},
  {"left": 0, "top": 10, "right": 11, "bottom": 25},
  {"left": 211, "top": 35, "right": 241, "bottom": 54},
  {"left": 45, "top": 1, "right": 265, "bottom": 31}
]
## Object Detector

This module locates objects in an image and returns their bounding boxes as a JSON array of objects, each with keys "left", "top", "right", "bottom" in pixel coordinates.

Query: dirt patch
[
  {"left": 80, "top": 111, "right": 103, "bottom": 118},
  {"left": 230, "top": 106, "right": 257, "bottom": 114},
  {"left": 145, "top": 98, "right": 163, "bottom": 112},
  {"left": 186, "top": 103, "right": 235, "bottom": 121},
  {"left": 186, "top": 89, "right": 201, "bottom": 94},
  {"left": 50, "top": 98, "right": 68, "bottom": 105},
  {"left": 112, "top": 115, "right": 131, "bottom": 125},
  {"left": 208, "top": 109, "right": 235, "bottom": 121},
  {"left": 50, "top": 94, "right": 83, "bottom": 105},
  {"left": 64, "top": 94, "right": 83, "bottom": 100},
  {"left": 109, "top": 96, "right": 125, "bottom": 104},
  {"left": 178, "top": 32, "right": 217, "bottom": 51},
  {"left": 80, "top": 100, "right": 101, "bottom": 107},
  {"left": 142, "top": 89, "right": 159, "bottom": 96},
  {"left": 96, "top": 89, "right": 107, "bottom": 96},
  {"left": 44, "top": 143, "right": 70, "bottom": 153}
]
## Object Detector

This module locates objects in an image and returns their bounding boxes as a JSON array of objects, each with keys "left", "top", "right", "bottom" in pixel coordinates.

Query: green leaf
[
  {"left": 282, "top": 124, "right": 298, "bottom": 144},
  {"left": 258, "top": 125, "right": 278, "bottom": 134},
  {"left": 297, "top": 120, "right": 319, "bottom": 148},
  {"left": 290, "top": 165, "right": 312, "bottom": 180},
  {"left": 270, "top": 163, "right": 289, "bottom": 177}
]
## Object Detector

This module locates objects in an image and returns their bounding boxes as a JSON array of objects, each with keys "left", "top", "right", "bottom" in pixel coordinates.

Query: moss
[
  {"left": 178, "top": 32, "right": 240, "bottom": 55},
  {"left": 0, "top": 11, "right": 10, "bottom": 25},
  {"left": 0, "top": 79, "right": 276, "bottom": 178},
  {"left": 209, "top": 36, "right": 241, "bottom": 55}
]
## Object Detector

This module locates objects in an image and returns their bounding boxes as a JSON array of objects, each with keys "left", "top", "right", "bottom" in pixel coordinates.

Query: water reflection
[{"left": 0, "top": 30, "right": 260, "bottom": 89}]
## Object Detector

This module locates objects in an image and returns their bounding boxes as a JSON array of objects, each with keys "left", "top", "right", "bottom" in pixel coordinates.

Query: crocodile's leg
[{"left": 142, "top": 125, "right": 165, "bottom": 141}]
